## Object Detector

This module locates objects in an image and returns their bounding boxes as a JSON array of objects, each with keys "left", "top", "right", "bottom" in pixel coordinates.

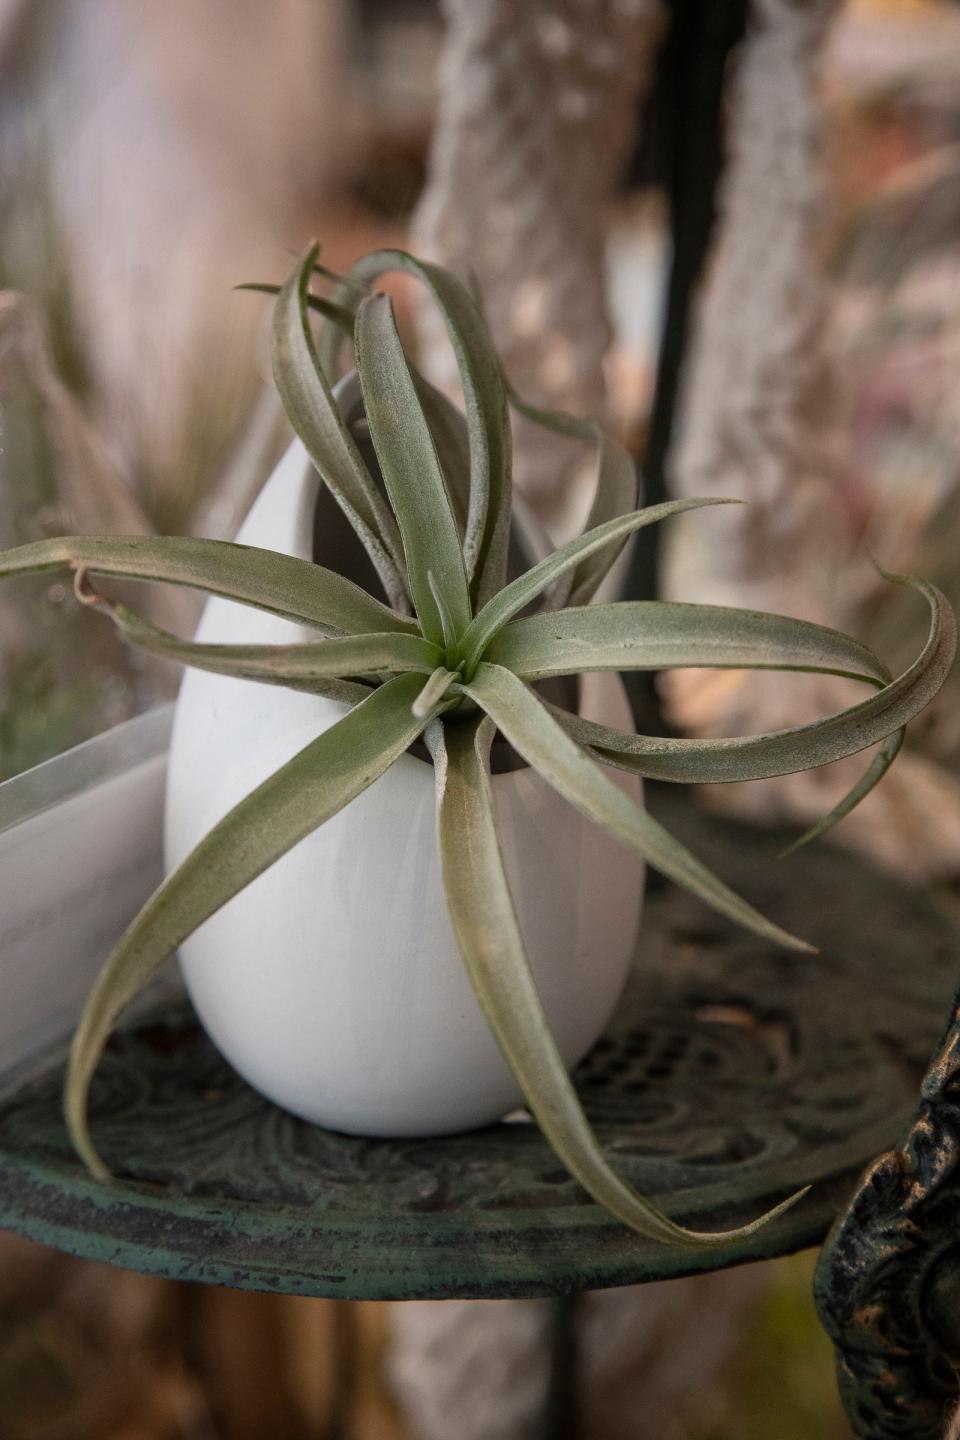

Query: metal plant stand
[{"left": 1, "top": 798, "right": 959, "bottom": 1435}]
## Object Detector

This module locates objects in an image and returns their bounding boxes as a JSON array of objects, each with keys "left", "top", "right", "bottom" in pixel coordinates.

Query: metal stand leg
[
  {"left": 625, "top": 0, "right": 748, "bottom": 732},
  {"left": 538, "top": 1294, "right": 580, "bottom": 1440}
]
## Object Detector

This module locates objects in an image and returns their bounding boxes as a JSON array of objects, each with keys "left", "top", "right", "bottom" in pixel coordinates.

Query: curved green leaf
[
  {"left": 782, "top": 732, "right": 903, "bottom": 855},
  {"left": 238, "top": 281, "right": 357, "bottom": 334},
  {"left": 355, "top": 294, "right": 472, "bottom": 649},
  {"left": 412, "top": 372, "right": 471, "bottom": 538},
  {"left": 310, "top": 256, "right": 371, "bottom": 294},
  {"left": 86, "top": 597, "right": 433, "bottom": 695},
  {"left": 412, "top": 665, "right": 461, "bottom": 719},
  {"left": 435, "top": 714, "right": 808, "bottom": 1245},
  {"left": 556, "top": 699, "right": 905, "bottom": 855},
  {"left": 243, "top": 268, "right": 475, "bottom": 549},
  {"left": 463, "top": 663, "right": 814, "bottom": 953},
  {"left": 458, "top": 500, "right": 737, "bottom": 675},
  {"left": 65, "top": 674, "right": 446, "bottom": 1178},
  {"left": 782, "top": 572, "right": 954, "bottom": 850},
  {"left": 244, "top": 271, "right": 474, "bottom": 543},
  {"left": 487, "top": 600, "right": 893, "bottom": 684},
  {"left": 326, "top": 249, "right": 511, "bottom": 605},
  {"left": 508, "top": 392, "right": 638, "bottom": 607},
  {"left": 273, "top": 245, "right": 409, "bottom": 610},
  {"left": 0, "top": 535, "right": 417, "bottom": 637},
  {"left": 546, "top": 576, "right": 954, "bottom": 846}
]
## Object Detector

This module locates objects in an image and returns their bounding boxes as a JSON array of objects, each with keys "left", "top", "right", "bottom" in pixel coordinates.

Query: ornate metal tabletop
[{"left": 0, "top": 801, "right": 956, "bottom": 1301}]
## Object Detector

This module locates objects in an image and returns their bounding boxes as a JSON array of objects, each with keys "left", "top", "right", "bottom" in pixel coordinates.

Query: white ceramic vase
[{"left": 165, "top": 384, "right": 644, "bottom": 1137}]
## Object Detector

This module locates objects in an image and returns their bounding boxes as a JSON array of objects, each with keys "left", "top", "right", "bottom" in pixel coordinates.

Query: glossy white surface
[{"left": 166, "top": 415, "right": 644, "bottom": 1136}]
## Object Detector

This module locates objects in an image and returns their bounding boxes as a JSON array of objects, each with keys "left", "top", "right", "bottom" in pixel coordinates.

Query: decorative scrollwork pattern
[
  {"left": 815, "top": 993, "right": 960, "bottom": 1439},
  {"left": 0, "top": 806, "right": 956, "bottom": 1299}
]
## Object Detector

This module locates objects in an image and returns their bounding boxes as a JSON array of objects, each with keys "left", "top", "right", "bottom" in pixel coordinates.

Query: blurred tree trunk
[
  {"left": 411, "top": 0, "right": 665, "bottom": 531},
  {"left": 663, "top": 0, "right": 960, "bottom": 880}
]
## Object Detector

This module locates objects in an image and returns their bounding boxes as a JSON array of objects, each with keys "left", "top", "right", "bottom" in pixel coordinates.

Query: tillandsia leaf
[
  {"left": 551, "top": 583, "right": 941, "bottom": 778},
  {"left": 487, "top": 601, "right": 894, "bottom": 684},
  {"left": 79, "top": 592, "right": 431, "bottom": 696},
  {"left": 290, "top": 248, "right": 373, "bottom": 297},
  {"left": 273, "top": 244, "right": 410, "bottom": 611},
  {"left": 507, "top": 391, "right": 639, "bottom": 608},
  {"left": 434, "top": 714, "right": 808, "bottom": 1246},
  {"left": 464, "top": 663, "right": 815, "bottom": 953},
  {"left": 780, "top": 732, "right": 903, "bottom": 856},
  {"left": 554, "top": 704, "right": 903, "bottom": 853},
  {"left": 428, "top": 571, "right": 459, "bottom": 651},
  {"left": 237, "top": 282, "right": 357, "bottom": 335},
  {"left": 65, "top": 674, "right": 448, "bottom": 1178},
  {"left": 412, "top": 373, "right": 472, "bottom": 537},
  {"left": 457, "top": 500, "right": 737, "bottom": 676},
  {"left": 471, "top": 280, "right": 638, "bottom": 604},
  {"left": 354, "top": 294, "right": 472, "bottom": 650},
  {"left": 0, "top": 535, "right": 416, "bottom": 637},
  {"left": 243, "top": 274, "right": 474, "bottom": 541},
  {"left": 780, "top": 570, "right": 955, "bottom": 850},
  {"left": 325, "top": 249, "right": 511, "bottom": 605},
  {"left": 412, "top": 665, "right": 462, "bottom": 719},
  {"left": 310, "top": 258, "right": 371, "bottom": 295},
  {"left": 544, "top": 575, "right": 955, "bottom": 845}
]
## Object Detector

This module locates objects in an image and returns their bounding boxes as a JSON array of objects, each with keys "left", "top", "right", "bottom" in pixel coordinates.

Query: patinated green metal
[
  {"left": 0, "top": 804, "right": 955, "bottom": 1302},
  {"left": 815, "top": 987, "right": 960, "bottom": 1438}
]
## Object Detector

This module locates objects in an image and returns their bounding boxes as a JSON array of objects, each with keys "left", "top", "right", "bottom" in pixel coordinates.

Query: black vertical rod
[
  {"left": 538, "top": 1293, "right": 581, "bottom": 1440},
  {"left": 625, "top": 0, "right": 749, "bottom": 731}
]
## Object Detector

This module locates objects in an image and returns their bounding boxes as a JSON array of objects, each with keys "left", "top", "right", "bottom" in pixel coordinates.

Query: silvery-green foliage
[{"left": 1, "top": 245, "right": 953, "bottom": 1245}]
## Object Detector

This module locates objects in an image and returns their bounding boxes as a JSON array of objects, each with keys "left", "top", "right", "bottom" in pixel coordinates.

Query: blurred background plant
[
  {"left": 2, "top": 0, "right": 960, "bottom": 1435},
  {"left": 0, "top": 0, "right": 358, "bottom": 776}
]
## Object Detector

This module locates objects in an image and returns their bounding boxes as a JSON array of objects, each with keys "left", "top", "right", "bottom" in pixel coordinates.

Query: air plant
[{"left": 0, "top": 245, "right": 952, "bottom": 1248}]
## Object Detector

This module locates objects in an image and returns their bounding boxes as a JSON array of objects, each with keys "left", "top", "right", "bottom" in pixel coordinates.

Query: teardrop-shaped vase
[{"left": 165, "top": 384, "right": 643, "bottom": 1136}]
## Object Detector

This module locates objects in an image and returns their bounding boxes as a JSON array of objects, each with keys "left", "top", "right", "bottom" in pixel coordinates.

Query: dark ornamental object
[{"left": 816, "top": 993, "right": 960, "bottom": 1439}]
